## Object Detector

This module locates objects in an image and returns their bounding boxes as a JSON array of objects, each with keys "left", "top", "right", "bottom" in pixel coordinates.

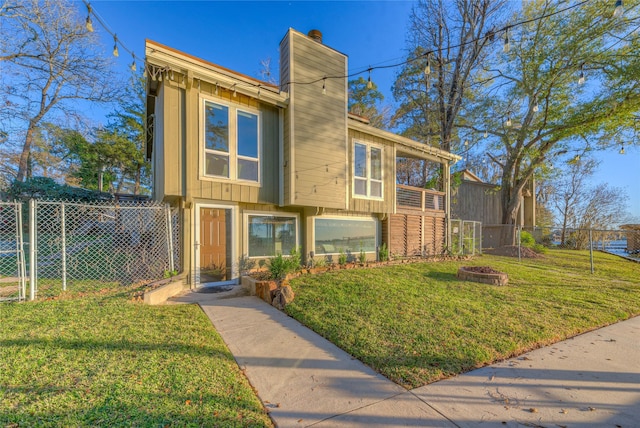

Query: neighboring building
[
  {"left": 451, "top": 169, "right": 535, "bottom": 248},
  {"left": 145, "top": 29, "right": 460, "bottom": 287}
]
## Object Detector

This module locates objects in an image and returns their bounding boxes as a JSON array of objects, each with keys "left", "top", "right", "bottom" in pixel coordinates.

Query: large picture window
[
  {"left": 353, "top": 141, "right": 383, "bottom": 198},
  {"left": 203, "top": 98, "right": 260, "bottom": 182},
  {"left": 314, "top": 217, "right": 377, "bottom": 255},
  {"left": 246, "top": 214, "right": 297, "bottom": 258}
]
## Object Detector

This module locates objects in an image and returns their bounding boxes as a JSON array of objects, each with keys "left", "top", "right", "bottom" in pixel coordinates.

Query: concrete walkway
[{"left": 171, "top": 290, "right": 640, "bottom": 427}]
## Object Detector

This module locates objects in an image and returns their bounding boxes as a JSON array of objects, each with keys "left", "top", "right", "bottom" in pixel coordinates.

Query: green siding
[{"left": 283, "top": 30, "right": 348, "bottom": 209}]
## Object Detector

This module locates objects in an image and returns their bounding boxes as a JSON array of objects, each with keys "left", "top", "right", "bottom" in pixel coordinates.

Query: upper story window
[
  {"left": 353, "top": 141, "right": 383, "bottom": 199},
  {"left": 203, "top": 98, "right": 260, "bottom": 183}
]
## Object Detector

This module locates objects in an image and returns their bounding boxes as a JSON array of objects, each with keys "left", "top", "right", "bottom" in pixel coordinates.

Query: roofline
[
  {"left": 145, "top": 39, "right": 288, "bottom": 107},
  {"left": 348, "top": 119, "right": 461, "bottom": 163}
]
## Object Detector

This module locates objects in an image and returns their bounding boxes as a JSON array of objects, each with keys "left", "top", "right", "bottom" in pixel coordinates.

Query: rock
[
  {"left": 256, "top": 280, "right": 277, "bottom": 304},
  {"left": 271, "top": 285, "right": 295, "bottom": 310}
]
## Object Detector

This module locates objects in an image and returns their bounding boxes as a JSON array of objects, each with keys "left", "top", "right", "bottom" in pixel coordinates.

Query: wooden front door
[{"left": 199, "top": 207, "right": 232, "bottom": 284}]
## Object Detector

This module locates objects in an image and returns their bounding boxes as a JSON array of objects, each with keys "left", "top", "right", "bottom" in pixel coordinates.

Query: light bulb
[
  {"left": 464, "top": 140, "right": 469, "bottom": 147},
  {"left": 130, "top": 58, "right": 136, "bottom": 72},
  {"left": 367, "top": 68, "right": 373, "bottom": 89},
  {"left": 424, "top": 55, "right": 431, "bottom": 75},
  {"left": 322, "top": 79, "right": 326, "bottom": 95},
  {"left": 85, "top": 16, "right": 93, "bottom": 32},
  {"left": 619, "top": 145, "right": 625, "bottom": 154},
  {"left": 613, "top": 0, "right": 623, "bottom": 18},
  {"left": 113, "top": 36, "right": 119, "bottom": 57},
  {"left": 233, "top": 84, "right": 237, "bottom": 97},
  {"left": 503, "top": 29, "right": 510, "bottom": 53},
  {"left": 484, "top": 130, "right": 488, "bottom": 138},
  {"left": 578, "top": 71, "right": 585, "bottom": 85},
  {"left": 533, "top": 102, "right": 539, "bottom": 112},
  {"left": 506, "top": 116, "right": 512, "bottom": 127}
]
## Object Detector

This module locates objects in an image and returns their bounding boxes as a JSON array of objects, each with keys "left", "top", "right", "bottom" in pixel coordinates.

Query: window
[
  {"left": 353, "top": 141, "right": 383, "bottom": 198},
  {"left": 246, "top": 214, "right": 297, "bottom": 257},
  {"left": 314, "top": 217, "right": 377, "bottom": 255},
  {"left": 203, "top": 98, "right": 260, "bottom": 182}
]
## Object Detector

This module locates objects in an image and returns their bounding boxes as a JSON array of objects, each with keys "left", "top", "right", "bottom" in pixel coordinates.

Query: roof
[
  {"left": 348, "top": 118, "right": 461, "bottom": 164},
  {"left": 145, "top": 39, "right": 289, "bottom": 107}
]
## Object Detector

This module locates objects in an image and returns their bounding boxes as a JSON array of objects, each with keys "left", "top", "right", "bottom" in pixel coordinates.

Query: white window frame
[
  {"left": 243, "top": 211, "right": 300, "bottom": 259},
  {"left": 352, "top": 140, "right": 383, "bottom": 200},
  {"left": 312, "top": 215, "right": 379, "bottom": 255},
  {"left": 200, "top": 95, "right": 261, "bottom": 185}
]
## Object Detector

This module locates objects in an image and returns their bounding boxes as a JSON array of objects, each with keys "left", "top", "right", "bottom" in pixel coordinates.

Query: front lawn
[
  {"left": 0, "top": 286, "right": 272, "bottom": 427},
  {"left": 285, "top": 250, "right": 640, "bottom": 389}
]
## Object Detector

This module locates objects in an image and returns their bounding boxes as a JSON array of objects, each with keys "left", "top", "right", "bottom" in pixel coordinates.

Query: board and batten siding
[
  {"left": 158, "top": 78, "right": 280, "bottom": 205},
  {"left": 280, "top": 29, "right": 348, "bottom": 209},
  {"left": 347, "top": 128, "right": 395, "bottom": 214}
]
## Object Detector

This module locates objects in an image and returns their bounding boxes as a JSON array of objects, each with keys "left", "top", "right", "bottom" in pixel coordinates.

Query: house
[
  {"left": 451, "top": 169, "right": 536, "bottom": 248},
  {"left": 145, "top": 29, "right": 460, "bottom": 287}
]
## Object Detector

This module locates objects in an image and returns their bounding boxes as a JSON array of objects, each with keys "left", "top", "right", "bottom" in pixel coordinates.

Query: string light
[
  {"left": 532, "top": 96, "right": 539, "bottom": 112},
  {"left": 613, "top": 0, "right": 624, "bottom": 18},
  {"left": 232, "top": 83, "right": 237, "bottom": 97},
  {"left": 112, "top": 35, "right": 119, "bottom": 57},
  {"left": 322, "top": 78, "right": 327, "bottom": 95},
  {"left": 578, "top": 64, "right": 585, "bottom": 85},
  {"left": 424, "top": 53, "right": 431, "bottom": 75},
  {"left": 367, "top": 68, "right": 373, "bottom": 89},
  {"left": 129, "top": 55, "right": 136, "bottom": 72},
  {"left": 85, "top": 4, "right": 94, "bottom": 32},
  {"left": 619, "top": 145, "right": 625, "bottom": 154},
  {"left": 505, "top": 115, "right": 512, "bottom": 127},
  {"left": 484, "top": 130, "right": 488, "bottom": 138},
  {"left": 503, "top": 28, "right": 510, "bottom": 53}
]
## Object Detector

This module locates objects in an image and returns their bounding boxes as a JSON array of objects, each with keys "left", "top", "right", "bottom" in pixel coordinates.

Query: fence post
[
  {"left": 29, "top": 199, "right": 36, "bottom": 300},
  {"left": 16, "top": 201, "right": 26, "bottom": 301},
  {"left": 479, "top": 222, "right": 483, "bottom": 255},
  {"left": 517, "top": 225, "right": 521, "bottom": 262},
  {"left": 589, "top": 228, "right": 594, "bottom": 274},
  {"left": 61, "top": 203, "right": 67, "bottom": 291},
  {"left": 165, "top": 204, "right": 175, "bottom": 273}
]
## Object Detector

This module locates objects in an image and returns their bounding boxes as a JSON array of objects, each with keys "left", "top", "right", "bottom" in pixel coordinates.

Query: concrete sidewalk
[{"left": 172, "top": 291, "right": 640, "bottom": 427}]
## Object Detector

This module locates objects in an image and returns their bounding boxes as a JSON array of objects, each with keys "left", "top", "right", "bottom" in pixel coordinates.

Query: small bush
[
  {"left": 268, "top": 254, "right": 290, "bottom": 280},
  {"left": 520, "top": 230, "right": 536, "bottom": 247},
  {"left": 338, "top": 249, "right": 347, "bottom": 266},
  {"left": 358, "top": 249, "right": 367, "bottom": 264},
  {"left": 289, "top": 247, "right": 302, "bottom": 271},
  {"left": 532, "top": 243, "right": 547, "bottom": 254},
  {"left": 378, "top": 243, "right": 389, "bottom": 262}
]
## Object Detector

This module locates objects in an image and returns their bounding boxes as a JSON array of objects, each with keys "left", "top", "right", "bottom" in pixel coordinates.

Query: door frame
[{"left": 194, "top": 203, "right": 238, "bottom": 287}]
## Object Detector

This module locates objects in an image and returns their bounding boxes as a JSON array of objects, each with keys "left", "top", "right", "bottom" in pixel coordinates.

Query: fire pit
[{"left": 457, "top": 266, "right": 508, "bottom": 286}]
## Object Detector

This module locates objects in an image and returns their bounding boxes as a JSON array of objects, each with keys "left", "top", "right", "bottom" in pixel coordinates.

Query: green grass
[
  {"left": 285, "top": 250, "right": 640, "bottom": 389},
  {"left": 0, "top": 286, "right": 272, "bottom": 427}
]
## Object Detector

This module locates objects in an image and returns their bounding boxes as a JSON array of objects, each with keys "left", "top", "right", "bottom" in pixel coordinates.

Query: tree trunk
[{"left": 16, "top": 122, "right": 36, "bottom": 182}]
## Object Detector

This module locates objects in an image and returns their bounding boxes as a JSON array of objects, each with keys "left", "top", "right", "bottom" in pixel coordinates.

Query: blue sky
[{"left": 85, "top": 0, "right": 639, "bottom": 219}]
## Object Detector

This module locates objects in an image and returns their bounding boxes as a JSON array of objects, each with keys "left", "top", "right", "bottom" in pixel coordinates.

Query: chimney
[{"left": 307, "top": 29, "right": 323, "bottom": 43}]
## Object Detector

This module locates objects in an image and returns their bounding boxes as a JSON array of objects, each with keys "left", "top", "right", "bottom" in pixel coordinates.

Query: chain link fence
[
  {"left": 1, "top": 199, "right": 179, "bottom": 302},
  {"left": 0, "top": 201, "right": 27, "bottom": 302},
  {"left": 450, "top": 219, "right": 482, "bottom": 256},
  {"left": 483, "top": 224, "right": 640, "bottom": 269}
]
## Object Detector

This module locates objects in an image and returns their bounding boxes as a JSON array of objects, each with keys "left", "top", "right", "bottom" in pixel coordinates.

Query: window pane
[
  {"left": 370, "top": 181, "right": 382, "bottom": 198},
  {"left": 314, "top": 218, "right": 377, "bottom": 256},
  {"left": 248, "top": 216, "right": 296, "bottom": 257},
  {"left": 371, "top": 147, "right": 382, "bottom": 180},
  {"left": 354, "top": 143, "right": 367, "bottom": 178},
  {"left": 204, "top": 102, "right": 229, "bottom": 152},
  {"left": 238, "top": 158, "right": 258, "bottom": 182},
  {"left": 354, "top": 178, "right": 367, "bottom": 196},
  {"left": 238, "top": 111, "right": 258, "bottom": 158},
  {"left": 205, "top": 152, "right": 229, "bottom": 177}
]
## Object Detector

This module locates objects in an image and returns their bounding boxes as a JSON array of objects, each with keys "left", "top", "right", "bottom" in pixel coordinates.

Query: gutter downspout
[{"left": 445, "top": 160, "right": 452, "bottom": 253}]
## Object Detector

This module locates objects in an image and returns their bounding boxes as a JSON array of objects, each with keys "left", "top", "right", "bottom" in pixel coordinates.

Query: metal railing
[{"left": 396, "top": 185, "right": 445, "bottom": 212}]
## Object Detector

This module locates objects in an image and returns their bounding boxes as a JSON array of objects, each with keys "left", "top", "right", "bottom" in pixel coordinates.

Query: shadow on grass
[{"left": 0, "top": 337, "right": 222, "bottom": 358}]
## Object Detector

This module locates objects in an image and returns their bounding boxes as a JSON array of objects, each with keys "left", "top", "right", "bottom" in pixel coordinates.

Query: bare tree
[
  {"left": 550, "top": 157, "right": 598, "bottom": 244},
  {"left": 0, "top": 0, "right": 121, "bottom": 183}
]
